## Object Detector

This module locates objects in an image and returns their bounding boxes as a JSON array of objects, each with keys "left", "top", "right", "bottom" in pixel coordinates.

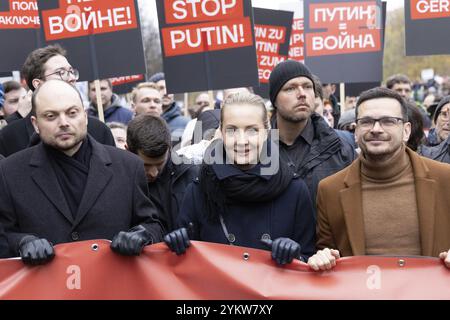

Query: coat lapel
[
  {"left": 73, "top": 138, "right": 112, "bottom": 228},
  {"left": 340, "top": 159, "right": 366, "bottom": 255},
  {"left": 408, "top": 149, "right": 436, "bottom": 256},
  {"left": 30, "top": 144, "right": 74, "bottom": 224}
]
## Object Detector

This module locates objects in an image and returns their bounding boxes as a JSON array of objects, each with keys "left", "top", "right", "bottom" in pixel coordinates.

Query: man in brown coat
[{"left": 308, "top": 87, "right": 450, "bottom": 271}]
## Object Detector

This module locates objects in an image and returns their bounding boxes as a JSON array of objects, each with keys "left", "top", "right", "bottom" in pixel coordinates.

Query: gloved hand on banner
[
  {"left": 261, "top": 237, "right": 302, "bottom": 265},
  {"left": 307, "top": 248, "right": 341, "bottom": 271},
  {"left": 164, "top": 227, "right": 191, "bottom": 255},
  {"left": 19, "top": 235, "right": 55, "bottom": 266},
  {"left": 110, "top": 225, "right": 153, "bottom": 256},
  {"left": 439, "top": 249, "right": 450, "bottom": 269}
]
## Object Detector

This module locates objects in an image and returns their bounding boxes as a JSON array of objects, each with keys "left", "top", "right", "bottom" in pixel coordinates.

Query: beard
[
  {"left": 359, "top": 133, "right": 401, "bottom": 162},
  {"left": 277, "top": 104, "right": 312, "bottom": 123},
  {"left": 45, "top": 131, "right": 86, "bottom": 154}
]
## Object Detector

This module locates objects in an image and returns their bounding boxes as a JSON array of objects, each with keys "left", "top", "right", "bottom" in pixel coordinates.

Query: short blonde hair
[{"left": 131, "top": 82, "right": 160, "bottom": 103}]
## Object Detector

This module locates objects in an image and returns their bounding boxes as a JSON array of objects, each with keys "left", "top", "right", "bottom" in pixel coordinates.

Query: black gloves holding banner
[
  {"left": 19, "top": 236, "right": 55, "bottom": 265},
  {"left": 164, "top": 227, "right": 191, "bottom": 255},
  {"left": 110, "top": 225, "right": 153, "bottom": 256},
  {"left": 261, "top": 237, "right": 303, "bottom": 265}
]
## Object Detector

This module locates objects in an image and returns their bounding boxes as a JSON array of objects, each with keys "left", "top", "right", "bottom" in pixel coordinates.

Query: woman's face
[{"left": 221, "top": 103, "right": 267, "bottom": 170}]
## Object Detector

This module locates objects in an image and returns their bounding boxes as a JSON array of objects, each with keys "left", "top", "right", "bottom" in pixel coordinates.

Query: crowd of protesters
[{"left": 0, "top": 44, "right": 449, "bottom": 271}]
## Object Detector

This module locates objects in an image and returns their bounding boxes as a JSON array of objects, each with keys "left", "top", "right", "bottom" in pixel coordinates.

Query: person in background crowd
[
  {"left": 126, "top": 115, "right": 198, "bottom": 232},
  {"left": 322, "top": 83, "right": 341, "bottom": 127},
  {"left": 131, "top": 82, "right": 163, "bottom": 117},
  {"left": 87, "top": 79, "right": 133, "bottom": 125},
  {"left": 338, "top": 108, "right": 357, "bottom": 133},
  {"left": 0, "top": 45, "right": 115, "bottom": 157},
  {"left": 107, "top": 122, "right": 127, "bottom": 150},
  {"left": 269, "top": 60, "right": 356, "bottom": 208},
  {"left": 405, "top": 101, "right": 425, "bottom": 152},
  {"left": 188, "top": 92, "right": 212, "bottom": 119},
  {"left": 0, "top": 84, "right": 6, "bottom": 129},
  {"left": 0, "top": 80, "right": 164, "bottom": 265},
  {"left": 421, "top": 96, "right": 450, "bottom": 163},
  {"left": 386, "top": 74, "right": 432, "bottom": 132},
  {"left": 164, "top": 92, "right": 316, "bottom": 265},
  {"left": 149, "top": 72, "right": 189, "bottom": 144},
  {"left": 1, "top": 81, "right": 27, "bottom": 119},
  {"left": 323, "top": 100, "right": 335, "bottom": 128},
  {"left": 308, "top": 87, "right": 450, "bottom": 271}
]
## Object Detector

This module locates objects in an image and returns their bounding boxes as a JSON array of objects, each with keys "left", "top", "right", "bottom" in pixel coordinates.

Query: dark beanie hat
[
  {"left": 269, "top": 60, "right": 315, "bottom": 107},
  {"left": 433, "top": 95, "right": 450, "bottom": 123},
  {"left": 149, "top": 72, "right": 165, "bottom": 83}
]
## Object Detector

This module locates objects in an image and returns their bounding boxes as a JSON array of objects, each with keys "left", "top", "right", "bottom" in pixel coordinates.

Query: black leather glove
[
  {"left": 164, "top": 227, "right": 191, "bottom": 255},
  {"left": 19, "top": 236, "right": 55, "bottom": 266},
  {"left": 110, "top": 225, "right": 153, "bottom": 256},
  {"left": 261, "top": 237, "right": 302, "bottom": 265}
]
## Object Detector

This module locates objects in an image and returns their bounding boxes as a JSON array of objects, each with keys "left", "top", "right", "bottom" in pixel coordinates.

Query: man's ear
[
  {"left": 31, "top": 78, "right": 43, "bottom": 90},
  {"left": 31, "top": 115, "right": 39, "bottom": 135}
]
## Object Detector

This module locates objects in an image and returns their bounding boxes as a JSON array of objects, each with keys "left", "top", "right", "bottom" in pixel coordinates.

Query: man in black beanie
[{"left": 269, "top": 60, "right": 356, "bottom": 207}]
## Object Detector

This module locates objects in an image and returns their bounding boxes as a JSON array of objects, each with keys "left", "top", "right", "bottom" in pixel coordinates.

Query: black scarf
[
  {"left": 45, "top": 138, "right": 92, "bottom": 219},
  {"left": 200, "top": 138, "right": 294, "bottom": 222}
]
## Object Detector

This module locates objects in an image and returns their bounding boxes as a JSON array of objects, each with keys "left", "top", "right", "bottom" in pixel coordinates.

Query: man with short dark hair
[
  {"left": 87, "top": 79, "right": 133, "bottom": 125},
  {"left": 126, "top": 114, "right": 198, "bottom": 231},
  {"left": 2, "top": 81, "right": 26, "bottom": 118},
  {"left": 269, "top": 60, "right": 356, "bottom": 208},
  {"left": 0, "top": 45, "right": 115, "bottom": 157},
  {"left": 385, "top": 74, "right": 413, "bottom": 99},
  {"left": 308, "top": 87, "right": 450, "bottom": 271},
  {"left": 0, "top": 80, "right": 164, "bottom": 265}
]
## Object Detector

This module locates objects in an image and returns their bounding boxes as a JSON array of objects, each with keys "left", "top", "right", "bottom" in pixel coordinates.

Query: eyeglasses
[
  {"left": 43, "top": 68, "right": 79, "bottom": 81},
  {"left": 438, "top": 111, "right": 449, "bottom": 120},
  {"left": 356, "top": 116, "right": 405, "bottom": 129}
]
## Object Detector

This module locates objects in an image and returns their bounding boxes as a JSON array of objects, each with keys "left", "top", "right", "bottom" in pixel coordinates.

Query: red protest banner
[
  {"left": 410, "top": 0, "right": 450, "bottom": 20},
  {"left": 0, "top": 0, "right": 40, "bottom": 29},
  {"left": 110, "top": 74, "right": 144, "bottom": 86},
  {"left": 288, "top": 18, "right": 304, "bottom": 62},
  {"left": 40, "top": 0, "right": 139, "bottom": 41},
  {"left": 160, "top": 0, "right": 253, "bottom": 57},
  {"left": 1, "top": 240, "right": 450, "bottom": 300},
  {"left": 161, "top": 17, "right": 253, "bottom": 57},
  {"left": 305, "top": 0, "right": 381, "bottom": 57}
]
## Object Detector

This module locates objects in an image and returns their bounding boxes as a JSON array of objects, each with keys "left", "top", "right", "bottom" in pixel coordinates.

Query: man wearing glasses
[
  {"left": 421, "top": 96, "right": 450, "bottom": 164},
  {"left": 0, "top": 44, "right": 115, "bottom": 157},
  {"left": 308, "top": 87, "right": 450, "bottom": 271}
]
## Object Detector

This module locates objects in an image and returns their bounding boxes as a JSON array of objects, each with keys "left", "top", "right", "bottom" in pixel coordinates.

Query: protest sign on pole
[
  {"left": 37, "top": 0, "right": 147, "bottom": 122},
  {"left": 36, "top": 0, "right": 147, "bottom": 82},
  {"left": 303, "top": 0, "right": 384, "bottom": 84},
  {"left": 279, "top": 1, "right": 305, "bottom": 63},
  {"left": 156, "top": 0, "right": 259, "bottom": 94},
  {"left": 0, "top": 0, "right": 41, "bottom": 72},
  {"left": 253, "top": 7, "right": 293, "bottom": 99},
  {"left": 405, "top": 0, "right": 450, "bottom": 56}
]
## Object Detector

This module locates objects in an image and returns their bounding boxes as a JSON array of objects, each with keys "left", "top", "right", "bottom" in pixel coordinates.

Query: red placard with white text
[
  {"left": 155, "top": 0, "right": 259, "bottom": 93},
  {"left": 253, "top": 7, "right": 293, "bottom": 99}
]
